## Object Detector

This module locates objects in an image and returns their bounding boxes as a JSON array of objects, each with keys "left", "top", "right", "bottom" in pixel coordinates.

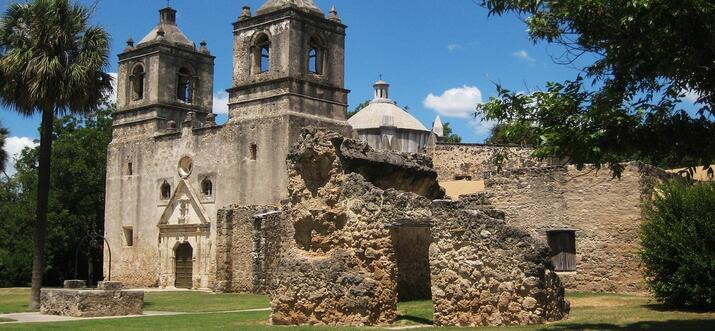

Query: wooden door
[
  {"left": 175, "top": 243, "right": 193, "bottom": 289},
  {"left": 547, "top": 230, "right": 576, "bottom": 271}
]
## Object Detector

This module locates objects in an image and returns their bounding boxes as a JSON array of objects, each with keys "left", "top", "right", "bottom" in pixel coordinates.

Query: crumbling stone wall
[
  {"left": 214, "top": 205, "right": 287, "bottom": 293},
  {"left": 431, "top": 143, "right": 547, "bottom": 182},
  {"left": 430, "top": 197, "right": 569, "bottom": 326},
  {"left": 270, "top": 128, "right": 569, "bottom": 327},
  {"left": 485, "top": 163, "right": 669, "bottom": 292}
]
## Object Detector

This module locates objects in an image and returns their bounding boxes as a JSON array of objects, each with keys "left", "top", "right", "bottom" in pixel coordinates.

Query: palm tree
[
  {"left": 0, "top": 123, "right": 8, "bottom": 177},
  {"left": 0, "top": 0, "right": 112, "bottom": 309}
]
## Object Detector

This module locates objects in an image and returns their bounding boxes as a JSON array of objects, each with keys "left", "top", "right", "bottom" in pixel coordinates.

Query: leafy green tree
[
  {"left": 347, "top": 100, "right": 370, "bottom": 119},
  {"left": 442, "top": 122, "right": 462, "bottom": 143},
  {"left": 486, "top": 122, "right": 540, "bottom": 146},
  {"left": 641, "top": 180, "right": 715, "bottom": 308},
  {"left": 0, "top": 105, "right": 112, "bottom": 288},
  {"left": 0, "top": 0, "right": 112, "bottom": 309},
  {"left": 0, "top": 122, "right": 7, "bottom": 177},
  {"left": 477, "top": 0, "right": 715, "bottom": 177}
]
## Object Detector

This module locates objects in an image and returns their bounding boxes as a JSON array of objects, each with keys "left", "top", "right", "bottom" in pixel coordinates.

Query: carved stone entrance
[{"left": 175, "top": 243, "right": 193, "bottom": 289}]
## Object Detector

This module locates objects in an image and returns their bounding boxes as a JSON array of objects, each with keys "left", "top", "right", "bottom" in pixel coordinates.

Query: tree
[
  {"left": 486, "top": 122, "right": 540, "bottom": 146},
  {"left": 640, "top": 180, "right": 715, "bottom": 308},
  {"left": 0, "top": 105, "right": 112, "bottom": 288},
  {"left": 0, "top": 0, "right": 112, "bottom": 309},
  {"left": 442, "top": 122, "right": 462, "bottom": 143},
  {"left": 0, "top": 122, "right": 7, "bottom": 177},
  {"left": 347, "top": 100, "right": 370, "bottom": 119},
  {"left": 476, "top": 0, "right": 715, "bottom": 177}
]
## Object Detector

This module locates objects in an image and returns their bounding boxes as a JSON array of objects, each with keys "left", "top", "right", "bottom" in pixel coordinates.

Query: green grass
[
  {"left": 0, "top": 318, "right": 14, "bottom": 323},
  {"left": 1, "top": 289, "right": 714, "bottom": 330},
  {"left": 143, "top": 291, "right": 269, "bottom": 312},
  {"left": 0, "top": 288, "right": 30, "bottom": 314}
]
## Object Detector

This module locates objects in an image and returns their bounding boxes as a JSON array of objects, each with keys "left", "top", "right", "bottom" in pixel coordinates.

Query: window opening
[
  {"left": 177, "top": 68, "right": 192, "bottom": 103},
  {"left": 260, "top": 46, "right": 270, "bottom": 73},
  {"left": 127, "top": 162, "right": 133, "bottom": 176},
  {"left": 201, "top": 178, "right": 213, "bottom": 197},
  {"left": 250, "top": 144, "right": 258, "bottom": 161},
  {"left": 123, "top": 227, "right": 134, "bottom": 247},
  {"left": 308, "top": 48, "right": 318, "bottom": 74},
  {"left": 160, "top": 181, "right": 172, "bottom": 200},
  {"left": 131, "top": 65, "right": 144, "bottom": 101}
]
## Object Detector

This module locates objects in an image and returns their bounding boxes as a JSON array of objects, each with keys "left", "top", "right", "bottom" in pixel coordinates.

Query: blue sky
[{"left": 3, "top": 0, "right": 692, "bottom": 173}]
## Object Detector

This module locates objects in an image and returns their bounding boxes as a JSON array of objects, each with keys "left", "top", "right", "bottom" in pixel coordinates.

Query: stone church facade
[
  {"left": 104, "top": 0, "right": 664, "bottom": 295},
  {"left": 104, "top": 1, "right": 349, "bottom": 289}
]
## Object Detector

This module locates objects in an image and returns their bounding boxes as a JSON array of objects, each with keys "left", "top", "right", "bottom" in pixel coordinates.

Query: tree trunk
[{"left": 28, "top": 108, "right": 54, "bottom": 310}]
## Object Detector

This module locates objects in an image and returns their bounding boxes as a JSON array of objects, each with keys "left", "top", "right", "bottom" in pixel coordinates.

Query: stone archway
[{"left": 175, "top": 242, "right": 193, "bottom": 289}]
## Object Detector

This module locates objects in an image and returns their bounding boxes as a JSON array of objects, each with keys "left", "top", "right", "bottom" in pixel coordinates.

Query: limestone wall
[
  {"left": 430, "top": 198, "right": 569, "bottom": 326},
  {"left": 431, "top": 143, "right": 546, "bottom": 182},
  {"left": 270, "top": 128, "right": 569, "bottom": 327},
  {"left": 214, "top": 206, "right": 287, "bottom": 294},
  {"left": 485, "top": 164, "right": 668, "bottom": 292}
]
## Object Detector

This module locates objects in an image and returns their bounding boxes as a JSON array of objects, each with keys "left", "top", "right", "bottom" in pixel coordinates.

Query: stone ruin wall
[
  {"left": 214, "top": 206, "right": 288, "bottom": 294},
  {"left": 429, "top": 195, "right": 569, "bottom": 326},
  {"left": 268, "top": 128, "right": 569, "bottom": 327},
  {"left": 485, "top": 163, "right": 670, "bottom": 293},
  {"left": 430, "top": 143, "right": 548, "bottom": 182}
]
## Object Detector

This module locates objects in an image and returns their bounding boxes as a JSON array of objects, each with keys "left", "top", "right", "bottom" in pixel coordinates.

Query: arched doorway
[{"left": 175, "top": 243, "right": 193, "bottom": 289}]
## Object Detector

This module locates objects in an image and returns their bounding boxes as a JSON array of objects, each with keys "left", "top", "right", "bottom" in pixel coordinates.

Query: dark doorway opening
[
  {"left": 175, "top": 242, "right": 193, "bottom": 289},
  {"left": 390, "top": 226, "right": 432, "bottom": 301}
]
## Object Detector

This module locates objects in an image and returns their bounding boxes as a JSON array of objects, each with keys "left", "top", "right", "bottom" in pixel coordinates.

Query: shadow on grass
[
  {"left": 540, "top": 319, "right": 715, "bottom": 331},
  {"left": 643, "top": 303, "right": 715, "bottom": 313},
  {"left": 395, "top": 314, "right": 433, "bottom": 325}
]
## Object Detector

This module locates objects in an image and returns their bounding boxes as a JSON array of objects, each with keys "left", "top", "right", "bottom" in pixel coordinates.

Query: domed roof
[
  {"left": 348, "top": 80, "right": 430, "bottom": 132},
  {"left": 138, "top": 7, "right": 194, "bottom": 49},
  {"left": 257, "top": 0, "right": 323, "bottom": 16}
]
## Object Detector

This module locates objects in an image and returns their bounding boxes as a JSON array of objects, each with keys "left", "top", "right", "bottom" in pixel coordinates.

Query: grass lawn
[
  {"left": 0, "top": 288, "right": 30, "bottom": 314},
  {"left": 1, "top": 288, "right": 714, "bottom": 330}
]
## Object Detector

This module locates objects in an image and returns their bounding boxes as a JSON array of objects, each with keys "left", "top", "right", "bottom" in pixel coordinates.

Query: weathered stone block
[
  {"left": 40, "top": 289, "right": 144, "bottom": 317},
  {"left": 63, "top": 280, "right": 86, "bottom": 289},
  {"left": 97, "top": 281, "right": 124, "bottom": 291}
]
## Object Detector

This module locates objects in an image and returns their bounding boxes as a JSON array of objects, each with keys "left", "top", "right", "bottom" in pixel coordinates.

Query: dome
[
  {"left": 348, "top": 80, "right": 430, "bottom": 132},
  {"left": 138, "top": 7, "right": 194, "bottom": 48},
  {"left": 257, "top": 0, "right": 323, "bottom": 16}
]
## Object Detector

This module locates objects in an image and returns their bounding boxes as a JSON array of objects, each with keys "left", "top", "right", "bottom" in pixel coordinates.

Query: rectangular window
[
  {"left": 547, "top": 230, "right": 576, "bottom": 271},
  {"left": 250, "top": 143, "right": 258, "bottom": 161},
  {"left": 123, "top": 227, "right": 134, "bottom": 247},
  {"left": 127, "top": 162, "right": 133, "bottom": 176}
]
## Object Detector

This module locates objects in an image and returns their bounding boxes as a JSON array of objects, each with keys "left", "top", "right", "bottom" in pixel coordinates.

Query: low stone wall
[
  {"left": 270, "top": 128, "right": 570, "bottom": 327},
  {"left": 431, "top": 143, "right": 546, "bottom": 182},
  {"left": 40, "top": 289, "right": 144, "bottom": 317}
]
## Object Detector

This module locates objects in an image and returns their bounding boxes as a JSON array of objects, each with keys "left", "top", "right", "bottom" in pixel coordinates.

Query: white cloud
[
  {"left": 447, "top": 44, "right": 461, "bottom": 52},
  {"left": 682, "top": 89, "right": 700, "bottom": 104},
  {"left": 469, "top": 117, "right": 497, "bottom": 136},
  {"left": 513, "top": 50, "right": 535, "bottom": 62},
  {"left": 3, "top": 136, "right": 39, "bottom": 175},
  {"left": 213, "top": 91, "right": 229, "bottom": 115},
  {"left": 423, "top": 85, "right": 483, "bottom": 118},
  {"left": 108, "top": 72, "right": 118, "bottom": 104}
]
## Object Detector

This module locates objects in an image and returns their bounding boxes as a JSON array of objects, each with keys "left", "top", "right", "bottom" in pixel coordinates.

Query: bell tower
[
  {"left": 114, "top": 7, "right": 215, "bottom": 140},
  {"left": 228, "top": 0, "right": 349, "bottom": 121}
]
